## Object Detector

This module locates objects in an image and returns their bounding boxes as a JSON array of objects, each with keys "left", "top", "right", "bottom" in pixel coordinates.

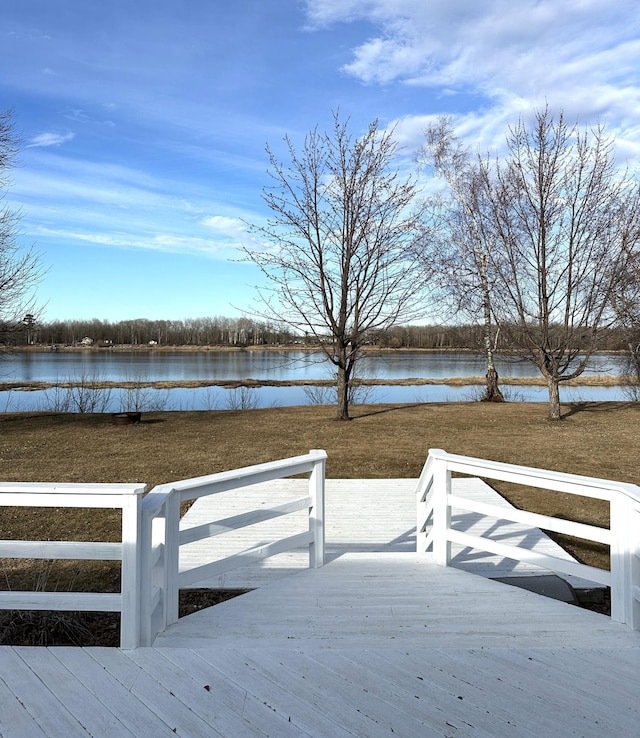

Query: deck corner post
[
  {"left": 432, "top": 455, "right": 452, "bottom": 567},
  {"left": 610, "top": 493, "right": 640, "bottom": 628},
  {"left": 308, "top": 450, "right": 326, "bottom": 569},
  {"left": 120, "top": 491, "right": 144, "bottom": 649}
]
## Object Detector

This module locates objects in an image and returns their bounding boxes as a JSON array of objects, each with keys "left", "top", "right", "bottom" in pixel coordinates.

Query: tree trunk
[
  {"left": 480, "top": 269, "right": 503, "bottom": 402},
  {"left": 336, "top": 365, "right": 350, "bottom": 420},
  {"left": 547, "top": 377, "right": 562, "bottom": 420},
  {"left": 481, "top": 366, "right": 505, "bottom": 402}
]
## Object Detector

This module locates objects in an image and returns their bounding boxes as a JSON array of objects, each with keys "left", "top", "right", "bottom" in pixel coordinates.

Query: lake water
[{"left": 0, "top": 350, "right": 629, "bottom": 412}]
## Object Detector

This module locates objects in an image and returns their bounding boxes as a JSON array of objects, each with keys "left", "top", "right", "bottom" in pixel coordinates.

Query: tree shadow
[
  {"left": 561, "top": 401, "right": 635, "bottom": 419},
  {"left": 350, "top": 402, "right": 430, "bottom": 420}
]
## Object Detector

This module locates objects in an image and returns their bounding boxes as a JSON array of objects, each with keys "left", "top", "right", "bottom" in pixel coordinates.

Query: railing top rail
[
  {"left": 0, "top": 482, "right": 146, "bottom": 496},
  {"left": 427, "top": 448, "right": 640, "bottom": 503},
  {"left": 144, "top": 450, "right": 328, "bottom": 507}
]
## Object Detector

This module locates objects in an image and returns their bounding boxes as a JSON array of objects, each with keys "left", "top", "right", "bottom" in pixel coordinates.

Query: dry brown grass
[{"left": 1, "top": 401, "right": 639, "bottom": 588}]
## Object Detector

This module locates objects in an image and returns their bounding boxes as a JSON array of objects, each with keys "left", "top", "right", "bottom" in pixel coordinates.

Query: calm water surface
[
  {"left": 0, "top": 350, "right": 629, "bottom": 412},
  {"left": 1, "top": 350, "right": 625, "bottom": 383}
]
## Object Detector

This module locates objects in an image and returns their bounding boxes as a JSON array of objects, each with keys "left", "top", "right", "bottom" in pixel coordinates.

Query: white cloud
[
  {"left": 34, "top": 226, "right": 233, "bottom": 258},
  {"left": 306, "top": 0, "right": 640, "bottom": 150},
  {"left": 201, "top": 215, "right": 247, "bottom": 235},
  {"left": 26, "top": 131, "right": 75, "bottom": 148}
]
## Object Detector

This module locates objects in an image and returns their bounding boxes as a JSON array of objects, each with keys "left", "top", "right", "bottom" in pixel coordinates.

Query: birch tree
[
  {"left": 246, "top": 113, "right": 426, "bottom": 420},
  {"left": 419, "top": 118, "right": 504, "bottom": 401}
]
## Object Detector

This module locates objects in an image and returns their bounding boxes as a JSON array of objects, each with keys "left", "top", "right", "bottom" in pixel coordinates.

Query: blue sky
[{"left": 3, "top": 0, "right": 640, "bottom": 321}]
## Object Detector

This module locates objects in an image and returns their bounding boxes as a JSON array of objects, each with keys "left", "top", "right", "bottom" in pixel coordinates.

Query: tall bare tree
[
  {"left": 609, "top": 223, "right": 640, "bottom": 394},
  {"left": 0, "top": 109, "right": 43, "bottom": 343},
  {"left": 246, "top": 113, "right": 426, "bottom": 420},
  {"left": 419, "top": 118, "right": 504, "bottom": 402},
  {"left": 490, "top": 108, "right": 640, "bottom": 419}
]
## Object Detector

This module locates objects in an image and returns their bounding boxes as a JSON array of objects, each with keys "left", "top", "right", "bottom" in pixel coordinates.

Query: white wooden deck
[
  {"left": 178, "top": 477, "right": 599, "bottom": 589},
  {"left": 1, "top": 477, "right": 637, "bottom": 737},
  {"left": 2, "top": 553, "right": 639, "bottom": 737}
]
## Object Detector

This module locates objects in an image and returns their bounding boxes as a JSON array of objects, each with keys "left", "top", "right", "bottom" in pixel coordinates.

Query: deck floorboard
[{"left": 178, "top": 478, "right": 599, "bottom": 589}]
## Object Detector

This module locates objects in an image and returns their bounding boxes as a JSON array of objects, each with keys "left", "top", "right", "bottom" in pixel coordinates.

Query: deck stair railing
[
  {"left": 0, "top": 482, "right": 146, "bottom": 649},
  {"left": 417, "top": 448, "right": 640, "bottom": 630},
  {"left": 139, "top": 450, "right": 327, "bottom": 646}
]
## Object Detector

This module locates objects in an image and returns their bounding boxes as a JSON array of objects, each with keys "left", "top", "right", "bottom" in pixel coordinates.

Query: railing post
[
  {"left": 416, "top": 452, "right": 437, "bottom": 553},
  {"left": 432, "top": 454, "right": 452, "bottom": 567},
  {"left": 631, "top": 501, "right": 640, "bottom": 631},
  {"left": 165, "top": 491, "right": 181, "bottom": 626},
  {"left": 308, "top": 450, "right": 326, "bottom": 568},
  {"left": 610, "top": 494, "right": 640, "bottom": 628},
  {"left": 120, "top": 491, "right": 143, "bottom": 649},
  {"left": 139, "top": 506, "right": 152, "bottom": 647}
]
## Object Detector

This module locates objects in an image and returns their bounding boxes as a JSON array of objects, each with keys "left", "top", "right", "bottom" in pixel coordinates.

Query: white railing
[
  {"left": 139, "top": 450, "right": 327, "bottom": 646},
  {"left": 0, "top": 482, "right": 146, "bottom": 649},
  {"left": 416, "top": 448, "right": 640, "bottom": 629}
]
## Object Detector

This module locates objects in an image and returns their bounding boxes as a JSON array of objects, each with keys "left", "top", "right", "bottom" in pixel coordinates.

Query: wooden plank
[
  {"left": 157, "top": 647, "right": 314, "bottom": 737},
  {"left": 0, "top": 591, "right": 121, "bottom": 612},
  {"left": 16, "top": 647, "right": 136, "bottom": 737},
  {"left": 129, "top": 648, "right": 294, "bottom": 738},
  {"left": 486, "top": 646, "right": 640, "bottom": 705},
  {"left": 73, "top": 647, "right": 218, "bottom": 737},
  {"left": 56, "top": 647, "right": 182, "bottom": 736},
  {"left": 234, "top": 646, "right": 495, "bottom": 738},
  {"left": 0, "top": 540, "right": 122, "bottom": 560},
  {"left": 340, "top": 647, "right": 542, "bottom": 738},
  {"left": 446, "top": 528, "right": 611, "bottom": 586},
  {"left": 447, "top": 492, "right": 612, "bottom": 544},
  {"left": 304, "top": 647, "right": 503, "bottom": 738},
  {"left": 444, "top": 648, "right": 640, "bottom": 736},
  {"left": 193, "top": 647, "right": 355, "bottom": 738},
  {"left": 0, "top": 670, "right": 48, "bottom": 738},
  {"left": 173, "top": 451, "right": 326, "bottom": 502}
]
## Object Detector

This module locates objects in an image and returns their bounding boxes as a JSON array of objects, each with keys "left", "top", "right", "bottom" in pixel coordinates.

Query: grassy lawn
[{"left": 0, "top": 400, "right": 637, "bottom": 627}]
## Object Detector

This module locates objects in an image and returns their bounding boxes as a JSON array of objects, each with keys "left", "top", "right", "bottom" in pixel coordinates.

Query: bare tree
[
  {"left": 490, "top": 108, "right": 640, "bottom": 419},
  {"left": 609, "top": 224, "right": 640, "bottom": 396},
  {"left": 0, "top": 109, "right": 43, "bottom": 344},
  {"left": 245, "top": 113, "right": 427, "bottom": 420},
  {"left": 419, "top": 118, "right": 504, "bottom": 402}
]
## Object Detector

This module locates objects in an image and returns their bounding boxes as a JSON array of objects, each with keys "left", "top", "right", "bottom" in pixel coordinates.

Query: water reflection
[
  {"left": 0, "top": 349, "right": 627, "bottom": 383},
  {"left": 0, "top": 350, "right": 629, "bottom": 412}
]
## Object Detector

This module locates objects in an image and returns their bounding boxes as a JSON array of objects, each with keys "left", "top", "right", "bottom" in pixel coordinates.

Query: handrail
[
  {"left": 140, "top": 450, "right": 327, "bottom": 646},
  {"left": 416, "top": 448, "right": 640, "bottom": 630},
  {"left": 0, "top": 482, "right": 146, "bottom": 649}
]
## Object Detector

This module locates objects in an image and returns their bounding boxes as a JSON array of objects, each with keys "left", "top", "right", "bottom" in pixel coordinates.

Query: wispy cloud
[
  {"left": 33, "top": 226, "right": 238, "bottom": 259},
  {"left": 26, "top": 131, "right": 75, "bottom": 148},
  {"left": 306, "top": 0, "right": 640, "bottom": 151}
]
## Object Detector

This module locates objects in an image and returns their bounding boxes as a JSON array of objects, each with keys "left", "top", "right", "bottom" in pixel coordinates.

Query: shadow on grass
[
  {"left": 561, "top": 401, "right": 635, "bottom": 419},
  {"left": 350, "top": 402, "right": 432, "bottom": 420}
]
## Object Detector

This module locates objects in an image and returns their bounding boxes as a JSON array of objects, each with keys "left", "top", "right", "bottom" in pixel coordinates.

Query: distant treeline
[{"left": 5, "top": 316, "right": 633, "bottom": 352}]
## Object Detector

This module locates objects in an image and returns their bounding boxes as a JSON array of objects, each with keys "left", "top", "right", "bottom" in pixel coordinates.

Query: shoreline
[
  {"left": 9, "top": 344, "right": 485, "bottom": 354},
  {"left": 8, "top": 343, "right": 628, "bottom": 356}
]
